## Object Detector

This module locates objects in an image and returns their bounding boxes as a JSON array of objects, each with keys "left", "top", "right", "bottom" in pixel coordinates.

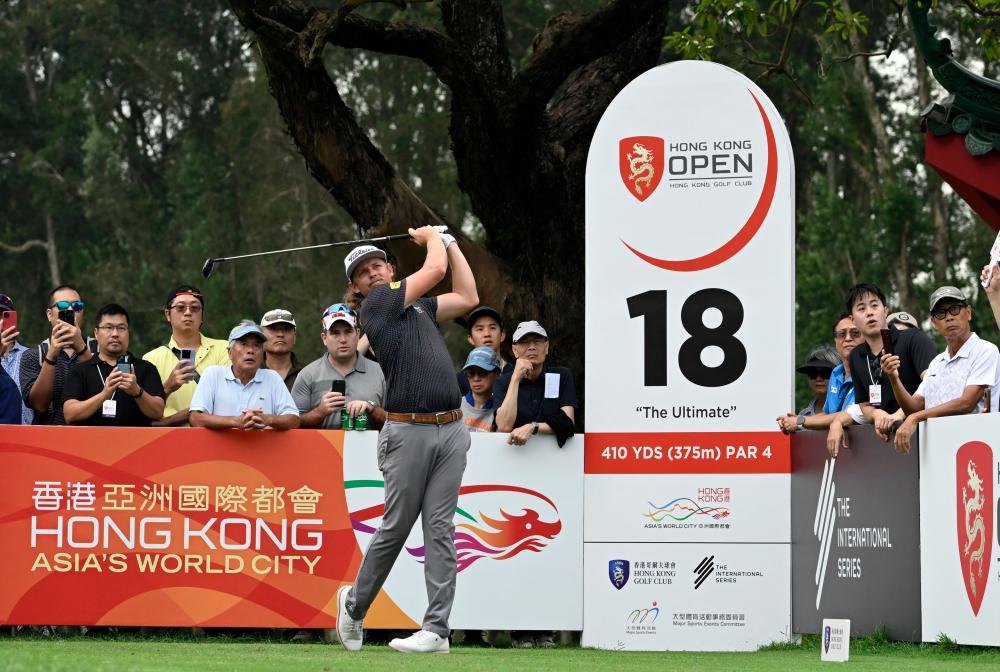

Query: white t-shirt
[{"left": 916, "top": 333, "right": 999, "bottom": 412}]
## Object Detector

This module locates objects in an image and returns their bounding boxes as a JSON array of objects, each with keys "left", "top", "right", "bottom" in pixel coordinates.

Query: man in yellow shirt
[{"left": 143, "top": 285, "right": 230, "bottom": 426}]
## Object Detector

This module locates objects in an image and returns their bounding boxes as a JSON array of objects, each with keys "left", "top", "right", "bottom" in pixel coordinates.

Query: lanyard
[
  {"left": 95, "top": 361, "right": 118, "bottom": 401},
  {"left": 865, "top": 351, "right": 882, "bottom": 387}
]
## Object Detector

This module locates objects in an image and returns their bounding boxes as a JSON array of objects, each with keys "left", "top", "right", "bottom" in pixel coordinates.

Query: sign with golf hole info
[{"left": 583, "top": 60, "right": 794, "bottom": 650}]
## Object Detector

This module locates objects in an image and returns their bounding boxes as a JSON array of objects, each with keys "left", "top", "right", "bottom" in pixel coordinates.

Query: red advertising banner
[
  {"left": 584, "top": 432, "right": 790, "bottom": 474},
  {"left": 0, "top": 426, "right": 417, "bottom": 628}
]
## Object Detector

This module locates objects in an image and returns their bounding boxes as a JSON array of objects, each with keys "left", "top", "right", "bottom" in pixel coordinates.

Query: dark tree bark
[{"left": 228, "top": 0, "right": 670, "bottom": 415}]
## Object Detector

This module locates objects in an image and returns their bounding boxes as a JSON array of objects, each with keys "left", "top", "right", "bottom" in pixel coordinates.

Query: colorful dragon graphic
[
  {"left": 346, "top": 482, "right": 561, "bottom": 573},
  {"left": 643, "top": 497, "right": 731, "bottom": 523}
]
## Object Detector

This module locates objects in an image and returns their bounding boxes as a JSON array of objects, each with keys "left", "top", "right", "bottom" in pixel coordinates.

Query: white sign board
[
  {"left": 821, "top": 618, "right": 850, "bottom": 662},
  {"left": 583, "top": 60, "right": 795, "bottom": 650}
]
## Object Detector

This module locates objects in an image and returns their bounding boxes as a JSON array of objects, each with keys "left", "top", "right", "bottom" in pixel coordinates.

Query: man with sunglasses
[
  {"left": 18, "top": 285, "right": 94, "bottom": 425},
  {"left": 143, "top": 285, "right": 231, "bottom": 427},
  {"left": 292, "top": 303, "right": 385, "bottom": 430},
  {"left": 1, "top": 293, "right": 33, "bottom": 425},
  {"left": 884, "top": 286, "right": 1000, "bottom": 454}
]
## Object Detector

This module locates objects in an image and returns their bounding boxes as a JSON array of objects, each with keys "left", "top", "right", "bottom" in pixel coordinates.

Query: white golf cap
[
  {"left": 344, "top": 245, "right": 387, "bottom": 281},
  {"left": 260, "top": 308, "right": 296, "bottom": 328},
  {"left": 512, "top": 320, "right": 548, "bottom": 343},
  {"left": 321, "top": 303, "right": 357, "bottom": 330}
]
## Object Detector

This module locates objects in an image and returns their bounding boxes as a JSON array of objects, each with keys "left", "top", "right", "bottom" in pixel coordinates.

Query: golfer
[{"left": 337, "top": 225, "right": 478, "bottom": 654}]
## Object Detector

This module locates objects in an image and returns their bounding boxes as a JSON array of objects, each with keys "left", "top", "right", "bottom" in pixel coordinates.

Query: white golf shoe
[
  {"left": 388, "top": 629, "right": 450, "bottom": 654},
  {"left": 336, "top": 585, "right": 364, "bottom": 651}
]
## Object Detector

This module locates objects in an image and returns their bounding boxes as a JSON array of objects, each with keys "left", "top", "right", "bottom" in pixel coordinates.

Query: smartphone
[
  {"left": 179, "top": 348, "right": 194, "bottom": 362},
  {"left": 331, "top": 379, "right": 346, "bottom": 395},
  {"left": 58, "top": 309, "right": 75, "bottom": 325},
  {"left": 116, "top": 355, "right": 130, "bottom": 374},
  {"left": 880, "top": 327, "right": 894, "bottom": 355},
  {"left": 0, "top": 310, "right": 15, "bottom": 333}
]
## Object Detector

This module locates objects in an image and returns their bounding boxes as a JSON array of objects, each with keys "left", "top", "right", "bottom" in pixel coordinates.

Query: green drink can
[
  {"left": 356, "top": 410, "right": 368, "bottom": 431},
  {"left": 340, "top": 408, "right": 353, "bottom": 430}
]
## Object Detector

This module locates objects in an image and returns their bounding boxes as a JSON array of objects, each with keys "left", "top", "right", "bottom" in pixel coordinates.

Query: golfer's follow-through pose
[{"left": 337, "top": 225, "right": 478, "bottom": 654}]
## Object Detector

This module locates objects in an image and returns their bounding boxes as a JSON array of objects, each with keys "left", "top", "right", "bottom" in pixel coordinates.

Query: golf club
[{"left": 200, "top": 226, "right": 449, "bottom": 278}]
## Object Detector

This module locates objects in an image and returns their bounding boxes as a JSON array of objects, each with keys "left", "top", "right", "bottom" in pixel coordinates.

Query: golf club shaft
[{"left": 215, "top": 232, "right": 415, "bottom": 264}]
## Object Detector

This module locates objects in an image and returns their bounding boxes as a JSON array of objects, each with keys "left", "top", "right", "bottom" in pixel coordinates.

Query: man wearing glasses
[
  {"left": 292, "top": 303, "right": 385, "bottom": 430},
  {"left": 63, "top": 304, "right": 166, "bottom": 426},
  {"left": 19, "top": 285, "right": 94, "bottom": 425},
  {"left": 142, "top": 285, "right": 230, "bottom": 427},
  {"left": 884, "top": 286, "right": 1000, "bottom": 454}
]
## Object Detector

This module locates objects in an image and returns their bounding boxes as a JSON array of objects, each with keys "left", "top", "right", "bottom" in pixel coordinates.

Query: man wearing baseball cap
[
  {"left": 884, "top": 286, "right": 1000, "bottom": 454},
  {"left": 460, "top": 346, "right": 501, "bottom": 432},
  {"left": 336, "top": 226, "right": 478, "bottom": 654},
  {"left": 143, "top": 284, "right": 231, "bottom": 426},
  {"left": 261, "top": 309, "right": 304, "bottom": 392},
  {"left": 188, "top": 320, "right": 299, "bottom": 431},
  {"left": 456, "top": 306, "right": 511, "bottom": 396},
  {"left": 292, "top": 303, "right": 385, "bottom": 430},
  {"left": 887, "top": 311, "right": 917, "bottom": 330}
]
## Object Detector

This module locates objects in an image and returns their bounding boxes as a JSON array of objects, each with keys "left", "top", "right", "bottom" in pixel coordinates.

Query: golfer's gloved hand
[{"left": 439, "top": 231, "right": 458, "bottom": 249}]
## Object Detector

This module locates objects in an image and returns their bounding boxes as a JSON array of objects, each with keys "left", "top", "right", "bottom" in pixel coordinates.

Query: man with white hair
[{"left": 188, "top": 321, "right": 299, "bottom": 431}]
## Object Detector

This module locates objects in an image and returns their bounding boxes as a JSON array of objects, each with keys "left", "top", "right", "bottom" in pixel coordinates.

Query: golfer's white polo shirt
[
  {"left": 916, "top": 333, "right": 999, "bottom": 412},
  {"left": 190, "top": 365, "right": 299, "bottom": 417}
]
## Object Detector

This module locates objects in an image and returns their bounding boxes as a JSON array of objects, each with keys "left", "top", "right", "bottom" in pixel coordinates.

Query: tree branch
[
  {"left": 0, "top": 238, "right": 49, "bottom": 254},
  {"left": 753, "top": 0, "right": 806, "bottom": 82},
  {"left": 832, "top": 1, "right": 906, "bottom": 63},
  {"left": 960, "top": 0, "right": 1000, "bottom": 18}
]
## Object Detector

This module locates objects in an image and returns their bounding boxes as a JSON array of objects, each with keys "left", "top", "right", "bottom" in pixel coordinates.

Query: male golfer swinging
[{"left": 337, "top": 225, "right": 478, "bottom": 654}]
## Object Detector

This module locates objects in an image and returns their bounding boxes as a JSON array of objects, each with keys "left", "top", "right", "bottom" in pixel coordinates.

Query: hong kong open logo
[
  {"left": 956, "top": 441, "right": 993, "bottom": 616},
  {"left": 619, "top": 136, "right": 664, "bottom": 202}
]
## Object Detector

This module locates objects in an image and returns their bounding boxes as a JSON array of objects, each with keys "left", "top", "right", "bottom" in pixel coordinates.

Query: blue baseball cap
[
  {"left": 463, "top": 346, "right": 501, "bottom": 372},
  {"left": 228, "top": 321, "right": 268, "bottom": 345}
]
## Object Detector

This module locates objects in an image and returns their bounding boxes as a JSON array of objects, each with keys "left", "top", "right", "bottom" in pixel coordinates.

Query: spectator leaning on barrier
[
  {"left": 1, "top": 293, "right": 33, "bottom": 425},
  {"left": 189, "top": 321, "right": 300, "bottom": 431},
  {"left": 457, "top": 306, "right": 511, "bottom": 395},
  {"left": 460, "top": 346, "right": 501, "bottom": 432},
  {"left": 261, "top": 308, "right": 304, "bottom": 392},
  {"left": 293, "top": 303, "right": 386, "bottom": 430},
  {"left": 886, "top": 286, "right": 1000, "bottom": 454},
  {"left": 19, "top": 285, "right": 94, "bottom": 425},
  {"left": 778, "top": 314, "right": 861, "bottom": 436},
  {"left": 144, "top": 285, "right": 230, "bottom": 427},
  {"left": 63, "top": 304, "right": 166, "bottom": 426},
  {"left": 888, "top": 311, "right": 918, "bottom": 330},
  {"left": 840, "top": 283, "right": 936, "bottom": 445}
]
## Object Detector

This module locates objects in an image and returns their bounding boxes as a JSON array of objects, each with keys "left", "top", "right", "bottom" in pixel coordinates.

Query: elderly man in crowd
[
  {"left": 144, "top": 285, "right": 231, "bottom": 427},
  {"left": 887, "top": 286, "right": 1000, "bottom": 453},
  {"left": 261, "top": 308, "right": 304, "bottom": 392},
  {"left": 293, "top": 303, "right": 385, "bottom": 430},
  {"left": 19, "top": 285, "right": 94, "bottom": 425},
  {"left": 189, "top": 321, "right": 299, "bottom": 431},
  {"left": 63, "top": 303, "right": 166, "bottom": 426}
]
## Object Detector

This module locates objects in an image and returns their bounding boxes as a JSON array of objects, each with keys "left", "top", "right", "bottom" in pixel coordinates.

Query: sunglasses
[
  {"left": 0, "top": 293, "right": 13, "bottom": 310},
  {"left": 833, "top": 328, "right": 862, "bottom": 340},
  {"left": 806, "top": 369, "right": 832, "bottom": 380},
  {"left": 931, "top": 303, "right": 967, "bottom": 320},
  {"left": 49, "top": 300, "right": 85, "bottom": 312},
  {"left": 324, "top": 303, "right": 355, "bottom": 317}
]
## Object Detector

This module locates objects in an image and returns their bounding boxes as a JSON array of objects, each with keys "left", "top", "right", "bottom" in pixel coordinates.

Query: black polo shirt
[
  {"left": 849, "top": 327, "right": 936, "bottom": 414},
  {"left": 63, "top": 354, "right": 167, "bottom": 427},
  {"left": 493, "top": 364, "right": 577, "bottom": 427}
]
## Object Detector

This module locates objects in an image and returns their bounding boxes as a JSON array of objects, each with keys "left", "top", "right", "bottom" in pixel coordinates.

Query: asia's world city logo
[
  {"left": 956, "top": 441, "right": 993, "bottom": 616},
  {"left": 346, "top": 481, "right": 561, "bottom": 572},
  {"left": 609, "top": 559, "right": 630, "bottom": 590},
  {"left": 643, "top": 489, "right": 731, "bottom": 529}
]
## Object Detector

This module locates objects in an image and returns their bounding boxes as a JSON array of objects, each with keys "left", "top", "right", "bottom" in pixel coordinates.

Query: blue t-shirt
[{"left": 822, "top": 363, "right": 855, "bottom": 414}]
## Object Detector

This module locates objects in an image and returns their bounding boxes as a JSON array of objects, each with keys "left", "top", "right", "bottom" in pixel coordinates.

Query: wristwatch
[
  {"left": 796, "top": 414, "right": 806, "bottom": 431},
  {"left": 531, "top": 421, "right": 539, "bottom": 435},
  {"left": 131, "top": 388, "right": 144, "bottom": 399}
]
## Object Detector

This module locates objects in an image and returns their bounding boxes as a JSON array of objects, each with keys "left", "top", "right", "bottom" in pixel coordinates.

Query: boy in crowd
[{"left": 460, "top": 346, "right": 501, "bottom": 432}]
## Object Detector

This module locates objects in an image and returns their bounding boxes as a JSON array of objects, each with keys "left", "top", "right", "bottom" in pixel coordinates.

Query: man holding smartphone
[
  {"left": 143, "top": 285, "right": 230, "bottom": 427},
  {"left": 63, "top": 304, "right": 166, "bottom": 426},
  {"left": 336, "top": 227, "right": 478, "bottom": 654},
  {"left": 19, "top": 285, "right": 94, "bottom": 425},
  {"left": 292, "top": 303, "right": 385, "bottom": 430},
  {"left": 1, "top": 293, "right": 33, "bottom": 425}
]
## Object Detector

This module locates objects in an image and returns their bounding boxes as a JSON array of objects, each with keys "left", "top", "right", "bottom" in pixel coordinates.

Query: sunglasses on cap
[
  {"left": 324, "top": 303, "right": 355, "bottom": 317},
  {"left": 49, "top": 300, "right": 85, "bottom": 312}
]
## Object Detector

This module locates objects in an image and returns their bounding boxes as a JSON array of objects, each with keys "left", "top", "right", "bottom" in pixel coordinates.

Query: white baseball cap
[
  {"left": 344, "top": 245, "right": 387, "bottom": 281},
  {"left": 512, "top": 320, "right": 548, "bottom": 343},
  {"left": 321, "top": 303, "right": 357, "bottom": 330},
  {"left": 260, "top": 308, "right": 296, "bottom": 328}
]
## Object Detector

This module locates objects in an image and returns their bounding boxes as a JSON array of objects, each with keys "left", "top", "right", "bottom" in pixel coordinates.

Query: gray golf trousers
[{"left": 346, "top": 418, "right": 470, "bottom": 637}]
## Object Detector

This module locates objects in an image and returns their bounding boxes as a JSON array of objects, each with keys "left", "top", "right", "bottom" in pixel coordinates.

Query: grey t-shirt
[
  {"left": 360, "top": 279, "right": 460, "bottom": 413},
  {"left": 291, "top": 354, "right": 386, "bottom": 429},
  {"left": 460, "top": 394, "right": 494, "bottom": 432}
]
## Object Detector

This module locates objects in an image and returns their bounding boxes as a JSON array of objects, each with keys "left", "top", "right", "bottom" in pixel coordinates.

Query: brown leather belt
[{"left": 386, "top": 409, "right": 463, "bottom": 425}]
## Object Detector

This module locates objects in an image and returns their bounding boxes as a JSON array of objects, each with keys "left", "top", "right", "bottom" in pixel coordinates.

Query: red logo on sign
[
  {"left": 956, "top": 441, "right": 993, "bottom": 616},
  {"left": 620, "top": 89, "right": 777, "bottom": 272},
  {"left": 619, "top": 136, "right": 664, "bottom": 202}
]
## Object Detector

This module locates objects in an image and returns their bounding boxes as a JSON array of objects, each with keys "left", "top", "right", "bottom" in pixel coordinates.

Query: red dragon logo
[
  {"left": 956, "top": 441, "right": 993, "bottom": 616},
  {"left": 619, "top": 136, "right": 664, "bottom": 202}
]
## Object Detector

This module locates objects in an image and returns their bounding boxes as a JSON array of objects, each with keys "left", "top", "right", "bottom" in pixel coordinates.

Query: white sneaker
[
  {"left": 336, "top": 585, "right": 363, "bottom": 651},
  {"left": 389, "top": 630, "right": 450, "bottom": 654}
]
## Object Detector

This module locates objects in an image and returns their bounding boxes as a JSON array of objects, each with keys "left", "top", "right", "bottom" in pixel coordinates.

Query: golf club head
[{"left": 201, "top": 258, "right": 217, "bottom": 279}]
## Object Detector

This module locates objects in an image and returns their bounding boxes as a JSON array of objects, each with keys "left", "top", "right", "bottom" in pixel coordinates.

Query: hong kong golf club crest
[
  {"left": 957, "top": 441, "right": 993, "bottom": 616},
  {"left": 619, "top": 136, "right": 664, "bottom": 201},
  {"left": 609, "top": 559, "right": 630, "bottom": 590},
  {"left": 823, "top": 625, "right": 831, "bottom": 653}
]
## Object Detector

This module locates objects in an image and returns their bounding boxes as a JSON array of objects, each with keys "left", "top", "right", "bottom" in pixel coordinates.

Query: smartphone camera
[
  {"left": 116, "top": 355, "right": 130, "bottom": 374},
  {"left": 58, "top": 309, "right": 75, "bottom": 325}
]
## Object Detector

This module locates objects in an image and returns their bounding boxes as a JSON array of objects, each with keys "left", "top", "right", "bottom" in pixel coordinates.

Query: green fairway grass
[{"left": 2, "top": 632, "right": 1000, "bottom": 671}]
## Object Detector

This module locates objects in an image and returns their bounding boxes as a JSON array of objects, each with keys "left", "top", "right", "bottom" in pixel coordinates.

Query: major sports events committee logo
[
  {"left": 625, "top": 601, "right": 660, "bottom": 636},
  {"left": 694, "top": 555, "right": 714, "bottom": 589},
  {"left": 609, "top": 559, "right": 630, "bottom": 590},
  {"left": 956, "top": 441, "right": 993, "bottom": 616}
]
